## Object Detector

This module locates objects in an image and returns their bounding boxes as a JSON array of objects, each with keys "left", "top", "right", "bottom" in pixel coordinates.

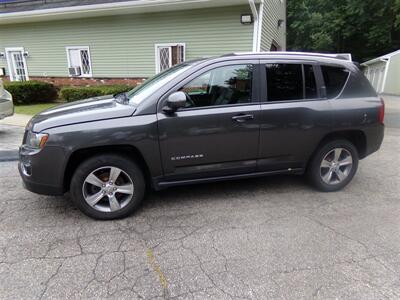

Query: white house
[{"left": 362, "top": 50, "right": 400, "bottom": 95}]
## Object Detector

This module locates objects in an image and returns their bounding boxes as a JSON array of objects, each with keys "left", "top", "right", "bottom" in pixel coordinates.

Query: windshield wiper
[{"left": 113, "top": 92, "right": 129, "bottom": 104}]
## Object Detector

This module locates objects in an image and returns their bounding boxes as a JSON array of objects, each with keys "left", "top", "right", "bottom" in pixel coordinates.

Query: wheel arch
[
  {"left": 63, "top": 145, "right": 151, "bottom": 193},
  {"left": 308, "top": 130, "right": 368, "bottom": 168}
]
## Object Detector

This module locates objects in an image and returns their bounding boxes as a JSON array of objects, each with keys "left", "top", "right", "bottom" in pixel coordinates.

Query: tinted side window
[
  {"left": 321, "top": 66, "right": 350, "bottom": 98},
  {"left": 180, "top": 65, "right": 253, "bottom": 108},
  {"left": 266, "top": 64, "right": 303, "bottom": 101},
  {"left": 266, "top": 64, "right": 318, "bottom": 102}
]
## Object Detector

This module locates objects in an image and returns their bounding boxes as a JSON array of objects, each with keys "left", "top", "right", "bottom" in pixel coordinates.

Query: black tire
[
  {"left": 70, "top": 154, "right": 145, "bottom": 220},
  {"left": 307, "top": 139, "right": 359, "bottom": 192}
]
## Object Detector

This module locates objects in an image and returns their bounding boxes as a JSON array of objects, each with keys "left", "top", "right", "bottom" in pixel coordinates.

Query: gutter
[
  {"left": 248, "top": 0, "right": 260, "bottom": 52},
  {"left": 362, "top": 57, "right": 389, "bottom": 66},
  {"left": 0, "top": 0, "right": 233, "bottom": 24}
]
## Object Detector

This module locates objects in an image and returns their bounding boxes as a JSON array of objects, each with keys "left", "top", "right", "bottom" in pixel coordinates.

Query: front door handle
[{"left": 232, "top": 114, "right": 254, "bottom": 123}]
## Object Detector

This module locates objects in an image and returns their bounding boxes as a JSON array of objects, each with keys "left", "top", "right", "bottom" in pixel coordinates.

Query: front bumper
[{"left": 19, "top": 145, "right": 66, "bottom": 196}]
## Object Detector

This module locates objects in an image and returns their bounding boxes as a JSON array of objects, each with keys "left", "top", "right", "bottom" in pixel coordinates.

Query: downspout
[{"left": 248, "top": 0, "right": 259, "bottom": 52}]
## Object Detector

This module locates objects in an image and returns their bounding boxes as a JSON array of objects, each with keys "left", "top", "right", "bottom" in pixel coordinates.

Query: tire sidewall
[
  {"left": 309, "top": 140, "right": 359, "bottom": 192},
  {"left": 70, "top": 154, "right": 145, "bottom": 220}
]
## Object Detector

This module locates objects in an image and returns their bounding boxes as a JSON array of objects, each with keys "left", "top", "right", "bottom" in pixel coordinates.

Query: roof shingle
[{"left": 0, "top": 0, "right": 140, "bottom": 13}]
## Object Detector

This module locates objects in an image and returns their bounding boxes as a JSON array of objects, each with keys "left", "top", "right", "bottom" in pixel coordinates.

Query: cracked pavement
[{"left": 0, "top": 98, "right": 399, "bottom": 299}]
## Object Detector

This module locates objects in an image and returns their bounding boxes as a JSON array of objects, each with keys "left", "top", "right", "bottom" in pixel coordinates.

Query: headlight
[{"left": 26, "top": 131, "right": 49, "bottom": 149}]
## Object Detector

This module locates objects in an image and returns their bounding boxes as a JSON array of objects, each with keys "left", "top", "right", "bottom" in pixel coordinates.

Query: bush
[
  {"left": 60, "top": 85, "right": 135, "bottom": 102},
  {"left": 4, "top": 81, "right": 58, "bottom": 105}
]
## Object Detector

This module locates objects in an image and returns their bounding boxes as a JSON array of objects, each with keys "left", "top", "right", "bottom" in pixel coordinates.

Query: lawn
[{"left": 14, "top": 103, "right": 62, "bottom": 116}]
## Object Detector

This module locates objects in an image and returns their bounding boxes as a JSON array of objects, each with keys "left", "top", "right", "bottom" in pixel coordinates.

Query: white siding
[
  {"left": 260, "top": 0, "right": 286, "bottom": 51},
  {"left": 0, "top": 6, "right": 253, "bottom": 78},
  {"left": 384, "top": 53, "right": 400, "bottom": 95},
  {"left": 364, "top": 61, "right": 387, "bottom": 93}
]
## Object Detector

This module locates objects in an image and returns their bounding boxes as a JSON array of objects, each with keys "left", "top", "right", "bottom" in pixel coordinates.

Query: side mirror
[{"left": 163, "top": 91, "right": 187, "bottom": 113}]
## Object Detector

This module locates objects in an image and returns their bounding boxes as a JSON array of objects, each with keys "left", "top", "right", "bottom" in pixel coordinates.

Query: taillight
[{"left": 378, "top": 97, "right": 385, "bottom": 124}]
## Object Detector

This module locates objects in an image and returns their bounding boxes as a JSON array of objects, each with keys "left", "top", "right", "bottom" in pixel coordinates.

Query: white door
[
  {"left": 157, "top": 46, "right": 172, "bottom": 73},
  {"left": 6, "top": 49, "right": 29, "bottom": 81}
]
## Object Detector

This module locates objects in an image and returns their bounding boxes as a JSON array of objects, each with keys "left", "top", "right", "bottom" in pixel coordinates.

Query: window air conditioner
[{"left": 69, "top": 67, "right": 81, "bottom": 76}]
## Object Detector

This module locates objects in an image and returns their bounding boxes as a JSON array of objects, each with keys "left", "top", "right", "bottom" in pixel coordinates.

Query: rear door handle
[{"left": 232, "top": 114, "right": 254, "bottom": 123}]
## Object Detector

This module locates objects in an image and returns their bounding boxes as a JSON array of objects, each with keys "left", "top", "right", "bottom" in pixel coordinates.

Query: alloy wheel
[
  {"left": 320, "top": 148, "right": 353, "bottom": 185},
  {"left": 82, "top": 166, "right": 134, "bottom": 213}
]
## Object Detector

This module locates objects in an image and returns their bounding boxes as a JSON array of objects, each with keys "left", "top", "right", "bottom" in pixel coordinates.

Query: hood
[{"left": 28, "top": 95, "right": 136, "bottom": 132}]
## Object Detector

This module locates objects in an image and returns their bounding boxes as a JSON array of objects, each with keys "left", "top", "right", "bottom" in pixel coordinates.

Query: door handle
[{"left": 232, "top": 114, "right": 254, "bottom": 123}]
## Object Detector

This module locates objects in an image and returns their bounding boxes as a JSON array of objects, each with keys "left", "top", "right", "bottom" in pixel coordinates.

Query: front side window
[
  {"left": 180, "top": 64, "right": 253, "bottom": 108},
  {"left": 127, "top": 63, "right": 191, "bottom": 105},
  {"left": 321, "top": 66, "right": 350, "bottom": 98},
  {"left": 266, "top": 63, "right": 318, "bottom": 102},
  {"left": 66, "top": 47, "right": 92, "bottom": 77}
]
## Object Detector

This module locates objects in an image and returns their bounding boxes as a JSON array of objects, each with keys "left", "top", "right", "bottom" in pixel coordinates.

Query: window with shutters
[
  {"left": 66, "top": 46, "right": 92, "bottom": 77},
  {"left": 155, "top": 43, "right": 185, "bottom": 74}
]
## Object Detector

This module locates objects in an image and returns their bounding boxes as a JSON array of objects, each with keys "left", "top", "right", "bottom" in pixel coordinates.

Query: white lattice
[
  {"left": 159, "top": 48, "right": 171, "bottom": 72},
  {"left": 80, "top": 50, "right": 91, "bottom": 75}
]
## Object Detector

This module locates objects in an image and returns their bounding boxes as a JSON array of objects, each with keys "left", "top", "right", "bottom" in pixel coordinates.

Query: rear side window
[
  {"left": 321, "top": 66, "right": 350, "bottom": 98},
  {"left": 266, "top": 64, "right": 318, "bottom": 102}
]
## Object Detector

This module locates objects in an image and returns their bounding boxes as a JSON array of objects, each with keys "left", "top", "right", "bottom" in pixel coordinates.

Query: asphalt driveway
[{"left": 0, "top": 97, "right": 399, "bottom": 299}]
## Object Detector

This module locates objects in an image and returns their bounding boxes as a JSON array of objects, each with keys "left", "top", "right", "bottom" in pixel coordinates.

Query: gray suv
[{"left": 19, "top": 52, "right": 385, "bottom": 220}]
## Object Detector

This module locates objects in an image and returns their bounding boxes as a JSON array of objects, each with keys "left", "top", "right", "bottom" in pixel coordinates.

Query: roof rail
[{"left": 224, "top": 51, "right": 353, "bottom": 61}]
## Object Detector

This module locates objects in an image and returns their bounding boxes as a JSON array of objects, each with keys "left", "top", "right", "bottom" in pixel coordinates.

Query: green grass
[{"left": 14, "top": 103, "right": 63, "bottom": 116}]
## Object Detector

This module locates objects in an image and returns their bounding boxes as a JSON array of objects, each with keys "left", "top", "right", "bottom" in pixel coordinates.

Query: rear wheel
[
  {"left": 70, "top": 154, "right": 145, "bottom": 220},
  {"left": 307, "top": 140, "right": 359, "bottom": 192}
]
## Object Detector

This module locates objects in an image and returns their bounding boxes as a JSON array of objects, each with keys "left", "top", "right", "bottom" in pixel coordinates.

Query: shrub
[
  {"left": 60, "top": 85, "right": 135, "bottom": 102},
  {"left": 4, "top": 81, "right": 58, "bottom": 105}
]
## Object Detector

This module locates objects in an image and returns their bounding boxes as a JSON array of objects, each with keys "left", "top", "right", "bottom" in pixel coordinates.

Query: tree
[{"left": 287, "top": 0, "right": 400, "bottom": 62}]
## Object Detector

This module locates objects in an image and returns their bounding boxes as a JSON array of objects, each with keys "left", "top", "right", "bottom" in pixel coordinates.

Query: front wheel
[
  {"left": 70, "top": 154, "right": 145, "bottom": 220},
  {"left": 307, "top": 140, "right": 359, "bottom": 192}
]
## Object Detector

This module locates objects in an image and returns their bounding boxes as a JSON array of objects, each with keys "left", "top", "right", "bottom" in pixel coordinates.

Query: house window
[
  {"left": 155, "top": 43, "right": 185, "bottom": 74},
  {"left": 66, "top": 46, "right": 92, "bottom": 77},
  {"left": 5, "top": 47, "right": 29, "bottom": 82}
]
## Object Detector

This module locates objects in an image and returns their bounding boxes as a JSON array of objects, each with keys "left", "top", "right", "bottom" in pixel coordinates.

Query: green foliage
[
  {"left": 287, "top": 0, "right": 400, "bottom": 62},
  {"left": 395, "top": 0, "right": 400, "bottom": 27},
  {"left": 60, "top": 85, "right": 135, "bottom": 102},
  {"left": 4, "top": 81, "right": 58, "bottom": 105}
]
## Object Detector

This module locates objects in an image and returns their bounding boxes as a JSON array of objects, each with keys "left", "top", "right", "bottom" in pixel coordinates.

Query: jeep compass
[{"left": 19, "top": 52, "right": 385, "bottom": 220}]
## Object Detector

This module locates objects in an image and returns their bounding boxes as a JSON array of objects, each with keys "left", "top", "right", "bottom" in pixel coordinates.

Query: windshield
[{"left": 127, "top": 64, "right": 191, "bottom": 105}]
